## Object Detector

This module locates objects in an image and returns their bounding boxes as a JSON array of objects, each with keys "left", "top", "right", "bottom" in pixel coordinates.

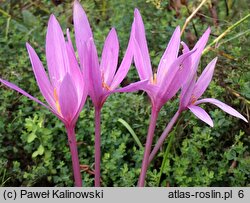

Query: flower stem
[
  {"left": 148, "top": 110, "right": 180, "bottom": 164},
  {"left": 94, "top": 107, "right": 101, "bottom": 187},
  {"left": 66, "top": 126, "right": 82, "bottom": 187},
  {"left": 138, "top": 106, "right": 159, "bottom": 187}
]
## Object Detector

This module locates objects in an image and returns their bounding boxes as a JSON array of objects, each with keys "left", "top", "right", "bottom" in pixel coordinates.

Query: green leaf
[
  {"left": 27, "top": 133, "right": 37, "bottom": 143},
  {"left": 37, "top": 145, "right": 44, "bottom": 155},
  {"left": 32, "top": 145, "right": 44, "bottom": 158},
  {"left": 32, "top": 151, "right": 39, "bottom": 158}
]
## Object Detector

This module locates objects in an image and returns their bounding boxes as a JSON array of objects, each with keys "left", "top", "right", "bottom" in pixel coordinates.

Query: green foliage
[{"left": 0, "top": 0, "right": 249, "bottom": 186}]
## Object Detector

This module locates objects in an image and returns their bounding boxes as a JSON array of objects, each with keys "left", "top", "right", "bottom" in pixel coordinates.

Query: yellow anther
[
  {"left": 150, "top": 73, "right": 157, "bottom": 85},
  {"left": 53, "top": 88, "right": 62, "bottom": 114},
  {"left": 101, "top": 71, "right": 111, "bottom": 91},
  {"left": 190, "top": 95, "right": 197, "bottom": 104},
  {"left": 101, "top": 71, "right": 105, "bottom": 83},
  {"left": 102, "top": 82, "right": 111, "bottom": 91},
  {"left": 153, "top": 73, "right": 157, "bottom": 84}
]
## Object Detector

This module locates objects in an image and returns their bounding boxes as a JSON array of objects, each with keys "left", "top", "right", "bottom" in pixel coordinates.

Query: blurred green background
[{"left": 0, "top": 0, "right": 249, "bottom": 186}]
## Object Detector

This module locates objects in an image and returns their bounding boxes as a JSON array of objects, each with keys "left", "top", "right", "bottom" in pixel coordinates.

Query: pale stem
[
  {"left": 94, "top": 107, "right": 101, "bottom": 187},
  {"left": 66, "top": 126, "right": 82, "bottom": 187},
  {"left": 138, "top": 106, "right": 159, "bottom": 187},
  {"left": 149, "top": 110, "right": 181, "bottom": 164}
]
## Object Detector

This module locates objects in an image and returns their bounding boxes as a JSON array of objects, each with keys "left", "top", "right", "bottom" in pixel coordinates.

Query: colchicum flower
[
  {"left": 74, "top": 1, "right": 145, "bottom": 107},
  {"left": 179, "top": 57, "right": 248, "bottom": 126},
  {"left": 73, "top": 0, "right": 145, "bottom": 186},
  {"left": 126, "top": 9, "right": 248, "bottom": 186},
  {"left": 119, "top": 9, "right": 196, "bottom": 187},
  {"left": 0, "top": 15, "right": 87, "bottom": 187},
  {"left": 121, "top": 9, "right": 195, "bottom": 111},
  {"left": 149, "top": 44, "right": 248, "bottom": 165}
]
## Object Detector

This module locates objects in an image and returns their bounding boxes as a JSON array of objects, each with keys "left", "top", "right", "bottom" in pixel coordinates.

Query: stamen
[
  {"left": 153, "top": 73, "right": 157, "bottom": 84},
  {"left": 53, "top": 88, "right": 62, "bottom": 114},
  {"left": 150, "top": 73, "right": 157, "bottom": 85},
  {"left": 101, "top": 71, "right": 105, "bottom": 83},
  {"left": 102, "top": 82, "right": 111, "bottom": 91},
  {"left": 190, "top": 94, "right": 197, "bottom": 104},
  {"left": 101, "top": 70, "right": 111, "bottom": 91}
]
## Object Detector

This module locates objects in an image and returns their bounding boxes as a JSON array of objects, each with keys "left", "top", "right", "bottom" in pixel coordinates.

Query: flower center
[{"left": 53, "top": 88, "right": 62, "bottom": 114}]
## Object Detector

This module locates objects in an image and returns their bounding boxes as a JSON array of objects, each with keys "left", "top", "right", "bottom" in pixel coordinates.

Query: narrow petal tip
[
  {"left": 195, "top": 98, "right": 248, "bottom": 123},
  {"left": 242, "top": 116, "right": 248, "bottom": 123},
  {"left": 26, "top": 43, "right": 35, "bottom": 57},
  {"left": 110, "top": 27, "right": 117, "bottom": 36},
  {"left": 134, "top": 8, "right": 142, "bottom": 20},
  {"left": 176, "top": 25, "right": 181, "bottom": 32},
  {"left": 26, "top": 42, "right": 31, "bottom": 49},
  {"left": 74, "top": 0, "right": 81, "bottom": 9},
  {"left": 181, "top": 41, "right": 190, "bottom": 53},
  {"left": 47, "top": 14, "right": 60, "bottom": 32},
  {"left": 48, "top": 14, "right": 57, "bottom": 23},
  {"left": 66, "top": 28, "right": 71, "bottom": 41},
  {"left": 134, "top": 8, "right": 140, "bottom": 15},
  {"left": 206, "top": 27, "right": 211, "bottom": 33}
]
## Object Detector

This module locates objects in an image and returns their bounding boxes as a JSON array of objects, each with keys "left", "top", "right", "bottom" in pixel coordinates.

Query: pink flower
[
  {"left": 120, "top": 9, "right": 195, "bottom": 111},
  {"left": 73, "top": 1, "right": 146, "bottom": 109},
  {"left": 179, "top": 57, "right": 248, "bottom": 126},
  {"left": 0, "top": 15, "right": 87, "bottom": 127},
  {"left": 0, "top": 15, "right": 87, "bottom": 186}
]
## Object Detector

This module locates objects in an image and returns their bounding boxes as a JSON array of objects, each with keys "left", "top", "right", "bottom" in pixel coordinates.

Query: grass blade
[{"left": 118, "top": 118, "right": 143, "bottom": 150}]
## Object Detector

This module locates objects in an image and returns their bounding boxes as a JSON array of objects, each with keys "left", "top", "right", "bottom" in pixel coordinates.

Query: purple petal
[
  {"left": 26, "top": 43, "right": 56, "bottom": 110},
  {"left": 66, "top": 35, "right": 88, "bottom": 125},
  {"left": 164, "top": 48, "right": 193, "bottom": 100},
  {"left": 188, "top": 105, "right": 214, "bottom": 127},
  {"left": 179, "top": 74, "right": 196, "bottom": 110},
  {"left": 46, "top": 15, "right": 69, "bottom": 89},
  {"left": 73, "top": 0, "right": 93, "bottom": 42},
  {"left": 132, "top": 36, "right": 150, "bottom": 80},
  {"left": 86, "top": 39, "right": 103, "bottom": 106},
  {"left": 133, "top": 9, "right": 152, "bottom": 80},
  {"left": 195, "top": 98, "right": 248, "bottom": 123},
  {"left": 159, "top": 49, "right": 196, "bottom": 100},
  {"left": 65, "top": 28, "right": 88, "bottom": 104},
  {"left": 71, "top": 93, "right": 87, "bottom": 126},
  {"left": 66, "top": 28, "right": 75, "bottom": 55},
  {"left": 73, "top": 0, "right": 96, "bottom": 70},
  {"left": 110, "top": 24, "right": 134, "bottom": 90},
  {"left": 192, "top": 57, "right": 218, "bottom": 99},
  {"left": 59, "top": 74, "right": 78, "bottom": 124},
  {"left": 0, "top": 78, "right": 50, "bottom": 110},
  {"left": 114, "top": 79, "right": 149, "bottom": 93},
  {"left": 100, "top": 28, "right": 119, "bottom": 86},
  {"left": 157, "top": 26, "right": 181, "bottom": 84},
  {"left": 181, "top": 41, "right": 190, "bottom": 53},
  {"left": 191, "top": 27, "right": 211, "bottom": 73},
  {"left": 65, "top": 41, "right": 85, "bottom": 105}
]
